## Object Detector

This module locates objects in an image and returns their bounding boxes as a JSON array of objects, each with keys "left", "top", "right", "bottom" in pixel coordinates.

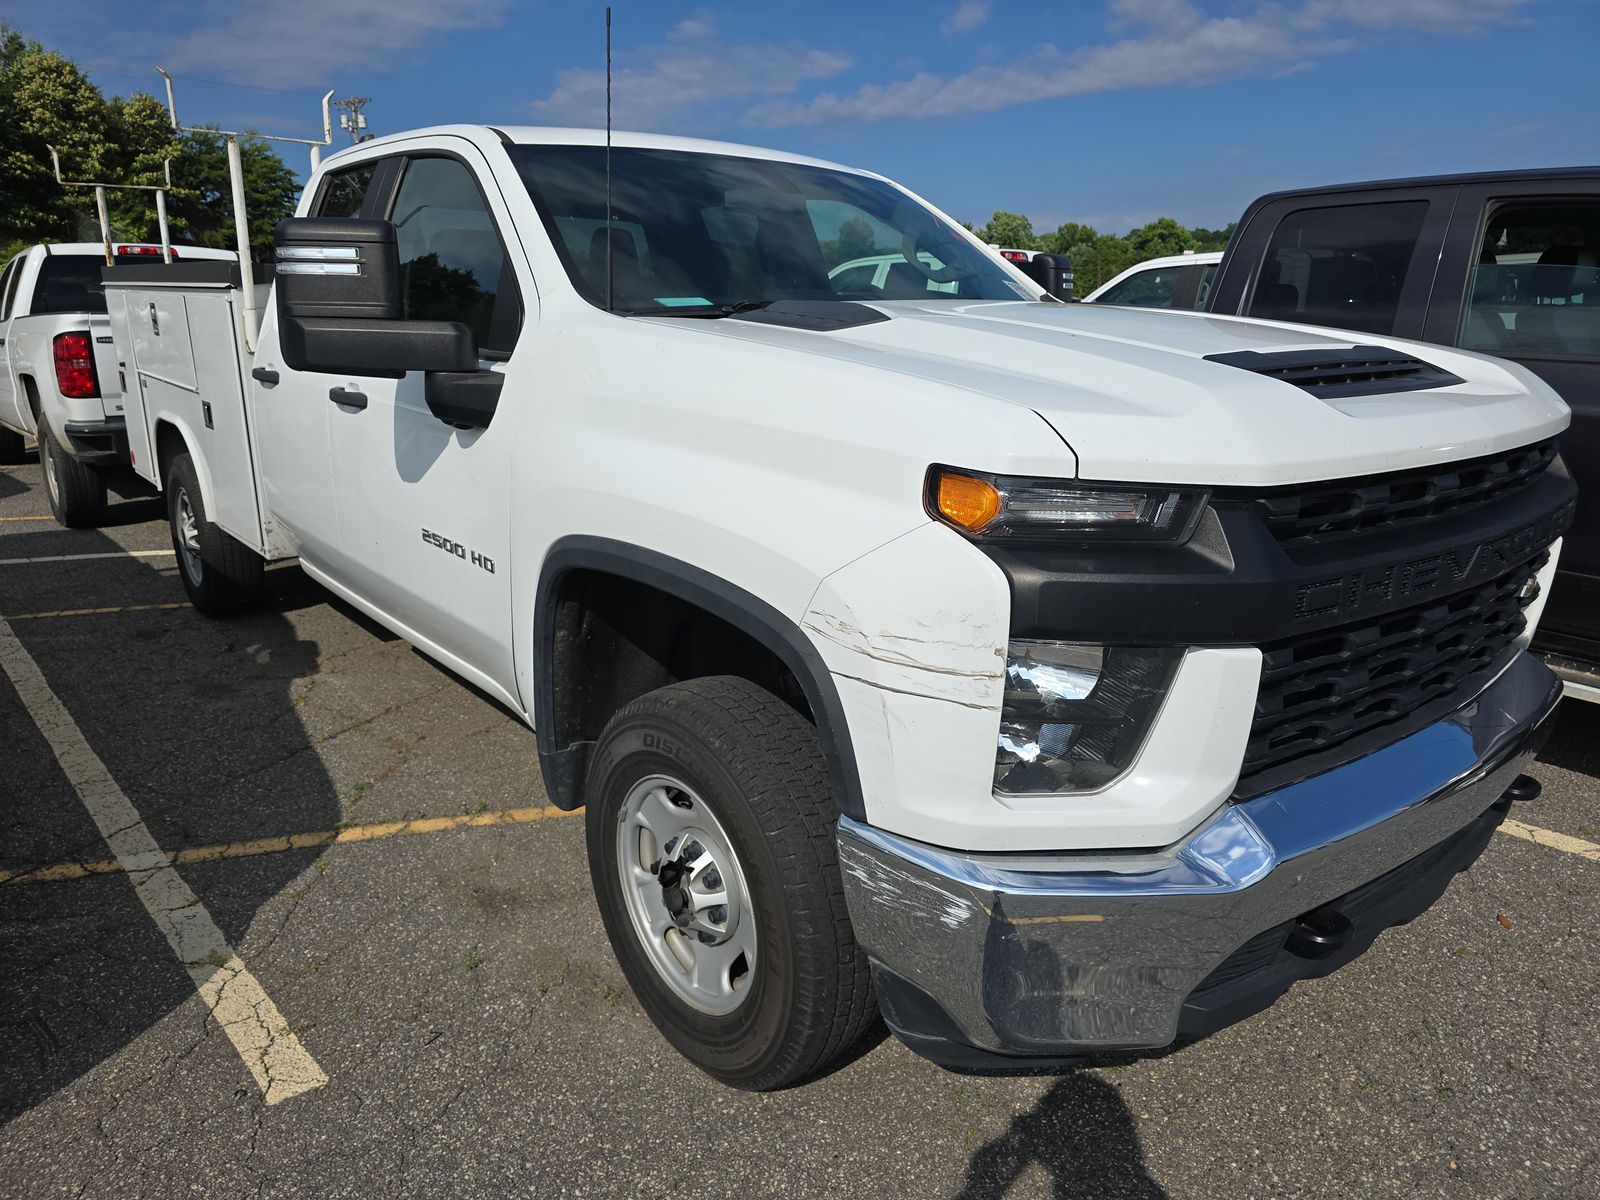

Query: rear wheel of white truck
[
  {"left": 0, "top": 426, "right": 27, "bottom": 465},
  {"left": 586, "top": 675, "right": 877, "bottom": 1090},
  {"left": 165, "top": 451, "right": 263, "bottom": 617},
  {"left": 40, "top": 423, "right": 106, "bottom": 528}
]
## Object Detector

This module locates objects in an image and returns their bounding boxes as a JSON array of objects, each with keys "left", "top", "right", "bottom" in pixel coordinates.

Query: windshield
[{"left": 508, "top": 145, "right": 1033, "bottom": 314}]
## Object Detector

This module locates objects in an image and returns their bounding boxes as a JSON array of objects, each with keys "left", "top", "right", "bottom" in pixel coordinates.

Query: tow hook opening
[{"left": 1286, "top": 906, "right": 1353, "bottom": 960}]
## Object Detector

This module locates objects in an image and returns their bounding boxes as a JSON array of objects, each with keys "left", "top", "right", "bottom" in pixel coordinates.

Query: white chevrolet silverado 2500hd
[
  {"left": 101, "top": 127, "right": 1575, "bottom": 1089},
  {"left": 0, "top": 242, "right": 233, "bottom": 525}
]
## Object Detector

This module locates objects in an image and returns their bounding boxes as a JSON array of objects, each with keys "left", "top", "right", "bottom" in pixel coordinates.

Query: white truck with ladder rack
[{"left": 102, "top": 119, "right": 1574, "bottom": 1089}]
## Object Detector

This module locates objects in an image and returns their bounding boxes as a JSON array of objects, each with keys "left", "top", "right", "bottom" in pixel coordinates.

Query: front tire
[
  {"left": 165, "top": 451, "right": 264, "bottom": 616},
  {"left": 0, "top": 426, "right": 27, "bottom": 466},
  {"left": 40, "top": 422, "right": 106, "bottom": 527},
  {"left": 586, "top": 676, "right": 877, "bottom": 1090}
]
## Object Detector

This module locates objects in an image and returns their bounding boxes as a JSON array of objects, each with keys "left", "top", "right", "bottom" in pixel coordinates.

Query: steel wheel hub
[
  {"left": 176, "top": 488, "right": 202, "bottom": 582},
  {"left": 617, "top": 775, "right": 755, "bottom": 1015}
]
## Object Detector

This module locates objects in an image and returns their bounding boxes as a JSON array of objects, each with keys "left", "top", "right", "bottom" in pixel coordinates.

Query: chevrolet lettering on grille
[{"left": 1292, "top": 500, "right": 1574, "bottom": 623}]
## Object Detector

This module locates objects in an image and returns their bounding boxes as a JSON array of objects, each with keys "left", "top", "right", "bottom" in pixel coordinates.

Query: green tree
[
  {"left": 0, "top": 24, "right": 301, "bottom": 255},
  {"left": 0, "top": 39, "right": 115, "bottom": 240},
  {"left": 104, "top": 91, "right": 182, "bottom": 241},
  {"left": 976, "top": 210, "right": 1040, "bottom": 251},
  {"left": 1124, "top": 217, "right": 1193, "bottom": 260},
  {"left": 1190, "top": 222, "right": 1237, "bottom": 252},
  {"left": 165, "top": 129, "right": 300, "bottom": 256}
]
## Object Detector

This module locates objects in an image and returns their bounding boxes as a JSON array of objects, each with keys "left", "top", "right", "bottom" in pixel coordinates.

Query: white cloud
[
  {"left": 530, "top": 17, "right": 852, "bottom": 129},
  {"left": 146, "top": 0, "right": 509, "bottom": 89},
  {"left": 749, "top": 0, "right": 1529, "bottom": 127},
  {"left": 1294, "top": 0, "right": 1529, "bottom": 30},
  {"left": 941, "top": 2, "right": 993, "bottom": 36}
]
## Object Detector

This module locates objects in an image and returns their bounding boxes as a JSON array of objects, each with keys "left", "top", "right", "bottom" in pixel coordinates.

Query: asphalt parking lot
[{"left": 1, "top": 458, "right": 1597, "bottom": 1200}]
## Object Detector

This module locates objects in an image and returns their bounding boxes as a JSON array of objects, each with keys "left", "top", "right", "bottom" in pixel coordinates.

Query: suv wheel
[
  {"left": 40, "top": 423, "right": 106, "bottom": 527},
  {"left": 586, "top": 676, "right": 877, "bottom": 1090},
  {"left": 165, "top": 451, "right": 264, "bottom": 616}
]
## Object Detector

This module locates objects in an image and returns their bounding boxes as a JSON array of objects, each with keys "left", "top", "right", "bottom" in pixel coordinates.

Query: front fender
[{"left": 532, "top": 536, "right": 868, "bottom": 821}]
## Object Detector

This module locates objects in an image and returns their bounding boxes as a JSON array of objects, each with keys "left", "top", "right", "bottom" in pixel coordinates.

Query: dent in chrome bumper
[{"left": 838, "top": 651, "right": 1563, "bottom": 1065}]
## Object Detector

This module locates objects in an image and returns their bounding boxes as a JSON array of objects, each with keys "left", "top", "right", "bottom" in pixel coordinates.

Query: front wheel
[
  {"left": 165, "top": 451, "right": 264, "bottom": 616},
  {"left": 586, "top": 676, "right": 877, "bottom": 1091},
  {"left": 40, "top": 422, "right": 106, "bottom": 527}
]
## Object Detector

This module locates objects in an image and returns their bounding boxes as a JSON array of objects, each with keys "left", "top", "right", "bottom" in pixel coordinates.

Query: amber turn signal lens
[{"left": 934, "top": 471, "right": 1002, "bottom": 532}]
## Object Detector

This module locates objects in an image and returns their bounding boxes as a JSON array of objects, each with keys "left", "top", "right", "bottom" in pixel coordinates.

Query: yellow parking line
[
  {"left": 0, "top": 803, "right": 576, "bottom": 887},
  {"left": 0, "top": 515, "right": 53, "bottom": 522},
  {"left": 3, "top": 602, "right": 188, "bottom": 621},
  {"left": 1498, "top": 819, "right": 1600, "bottom": 863}
]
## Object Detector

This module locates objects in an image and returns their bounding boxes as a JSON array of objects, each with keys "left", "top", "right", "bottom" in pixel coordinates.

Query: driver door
[{"left": 328, "top": 148, "right": 524, "bottom": 701}]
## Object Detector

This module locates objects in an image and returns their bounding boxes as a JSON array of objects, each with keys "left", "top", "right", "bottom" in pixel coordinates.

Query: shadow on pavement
[
  {"left": 952, "top": 1074, "right": 1167, "bottom": 1199},
  {"left": 0, "top": 522, "right": 340, "bottom": 1124},
  {"left": 1537, "top": 696, "right": 1600, "bottom": 776}
]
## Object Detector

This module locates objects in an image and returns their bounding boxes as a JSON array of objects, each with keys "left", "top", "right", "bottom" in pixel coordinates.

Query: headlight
[
  {"left": 927, "top": 466, "right": 1206, "bottom": 542},
  {"left": 995, "top": 641, "right": 1183, "bottom": 794}
]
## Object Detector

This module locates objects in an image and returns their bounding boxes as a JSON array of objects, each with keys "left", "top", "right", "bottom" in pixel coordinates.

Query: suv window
[
  {"left": 1247, "top": 200, "right": 1428, "bottom": 334},
  {"left": 315, "top": 163, "right": 376, "bottom": 218},
  {"left": 1460, "top": 200, "right": 1600, "bottom": 361},
  {"left": 388, "top": 156, "right": 520, "bottom": 354},
  {"left": 1097, "top": 266, "right": 1187, "bottom": 307}
]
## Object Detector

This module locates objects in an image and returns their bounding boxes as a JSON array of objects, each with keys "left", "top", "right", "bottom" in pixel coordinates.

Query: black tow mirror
[
  {"left": 1022, "top": 253, "right": 1074, "bottom": 302},
  {"left": 272, "top": 217, "right": 479, "bottom": 379}
]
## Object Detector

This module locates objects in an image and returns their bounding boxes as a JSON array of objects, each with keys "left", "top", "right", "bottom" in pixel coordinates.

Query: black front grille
[
  {"left": 1205, "top": 345, "right": 1464, "bottom": 398},
  {"left": 1239, "top": 555, "right": 1544, "bottom": 795},
  {"left": 1255, "top": 440, "right": 1559, "bottom": 545}
]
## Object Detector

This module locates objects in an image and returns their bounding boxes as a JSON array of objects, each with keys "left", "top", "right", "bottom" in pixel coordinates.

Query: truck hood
[{"left": 679, "top": 300, "right": 1570, "bottom": 487}]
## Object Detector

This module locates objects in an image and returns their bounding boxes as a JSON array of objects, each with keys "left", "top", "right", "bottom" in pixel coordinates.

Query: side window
[
  {"left": 1098, "top": 266, "right": 1185, "bottom": 307},
  {"left": 0, "top": 257, "right": 21, "bottom": 320},
  {"left": 315, "top": 163, "right": 375, "bottom": 218},
  {"left": 1194, "top": 263, "right": 1217, "bottom": 310},
  {"left": 1247, "top": 200, "right": 1428, "bottom": 334},
  {"left": 388, "top": 156, "right": 520, "bottom": 354},
  {"left": 1460, "top": 200, "right": 1600, "bottom": 361}
]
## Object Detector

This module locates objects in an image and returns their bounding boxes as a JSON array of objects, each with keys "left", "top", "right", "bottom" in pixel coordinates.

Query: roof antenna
[{"left": 605, "top": 5, "right": 614, "bottom": 313}]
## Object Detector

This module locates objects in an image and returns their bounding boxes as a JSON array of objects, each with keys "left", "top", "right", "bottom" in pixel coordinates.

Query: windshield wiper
[{"left": 631, "top": 299, "right": 777, "bottom": 319}]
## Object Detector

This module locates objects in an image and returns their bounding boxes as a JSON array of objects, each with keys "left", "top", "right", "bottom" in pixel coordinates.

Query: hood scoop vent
[{"left": 1204, "top": 345, "right": 1464, "bottom": 399}]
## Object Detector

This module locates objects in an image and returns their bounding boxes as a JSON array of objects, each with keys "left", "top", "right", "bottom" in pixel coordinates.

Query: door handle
[
  {"left": 329, "top": 386, "right": 368, "bottom": 410},
  {"left": 251, "top": 367, "right": 280, "bottom": 386}
]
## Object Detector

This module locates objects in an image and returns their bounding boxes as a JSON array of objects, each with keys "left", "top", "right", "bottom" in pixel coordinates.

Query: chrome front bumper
[{"left": 838, "top": 650, "right": 1563, "bottom": 1068}]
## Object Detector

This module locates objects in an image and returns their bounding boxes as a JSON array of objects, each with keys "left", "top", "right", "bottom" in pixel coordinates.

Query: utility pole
[{"left": 332, "top": 96, "right": 372, "bottom": 144}]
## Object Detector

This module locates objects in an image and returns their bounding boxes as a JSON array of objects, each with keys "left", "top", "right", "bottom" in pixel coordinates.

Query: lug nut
[
  {"left": 684, "top": 840, "right": 703, "bottom": 860},
  {"left": 703, "top": 869, "right": 722, "bottom": 890},
  {"left": 710, "top": 905, "right": 727, "bottom": 924},
  {"left": 697, "top": 931, "right": 716, "bottom": 944}
]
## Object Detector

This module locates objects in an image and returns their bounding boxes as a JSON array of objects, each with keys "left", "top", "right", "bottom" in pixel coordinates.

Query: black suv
[{"left": 1208, "top": 167, "right": 1600, "bottom": 694}]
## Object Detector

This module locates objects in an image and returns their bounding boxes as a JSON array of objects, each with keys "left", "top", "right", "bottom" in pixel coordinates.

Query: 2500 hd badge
[{"left": 421, "top": 527, "right": 496, "bottom": 574}]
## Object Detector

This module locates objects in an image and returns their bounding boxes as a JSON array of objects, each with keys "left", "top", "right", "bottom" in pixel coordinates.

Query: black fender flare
[{"left": 533, "top": 535, "right": 866, "bottom": 821}]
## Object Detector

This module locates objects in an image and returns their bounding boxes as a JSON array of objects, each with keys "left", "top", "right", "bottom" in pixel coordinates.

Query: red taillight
[
  {"left": 1000, "top": 250, "right": 1030, "bottom": 262},
  {"left": 114, "top": 244, "right": 180, "bottom": 259},
  {"left": 53, "top": 332, "right": 100, "bottom": 399}
]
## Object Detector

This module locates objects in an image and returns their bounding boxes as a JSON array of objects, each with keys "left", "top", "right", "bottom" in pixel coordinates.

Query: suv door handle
[
  {"left": 329, "top": 386, "right": 368, "bottom": 410},
  {"left": 251, "top": 367, "right": 279, "bottom": 386}
]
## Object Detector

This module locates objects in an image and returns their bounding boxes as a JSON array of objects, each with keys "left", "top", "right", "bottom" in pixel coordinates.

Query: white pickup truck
[
  {"left": 102, "top": 126, "right": 1575, "bottom": 1090},
  {"left": 0, "top": 242, "right": 234, "bottom": 525}
]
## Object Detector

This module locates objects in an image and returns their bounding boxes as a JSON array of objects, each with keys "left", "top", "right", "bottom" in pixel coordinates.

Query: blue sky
[{"left": 8, "top": 0, "right": 1593, "bottom": 233}]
